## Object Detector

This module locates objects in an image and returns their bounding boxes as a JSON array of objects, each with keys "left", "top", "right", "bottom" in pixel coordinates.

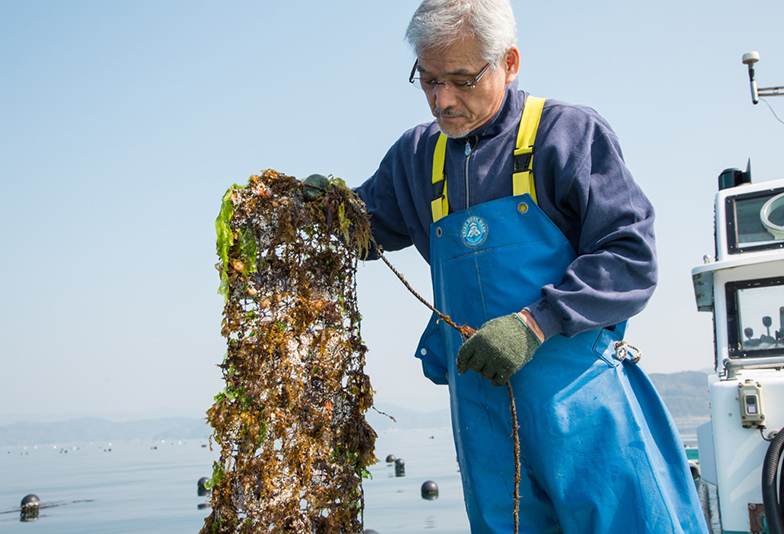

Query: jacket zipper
[{"left": 464, "top": 139, "right": 474, "bottom": 209}]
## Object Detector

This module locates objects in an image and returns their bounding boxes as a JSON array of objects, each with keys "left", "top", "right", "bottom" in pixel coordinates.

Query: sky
[{"left": 1, "top": 0, "right": 783, "bottom": 424}]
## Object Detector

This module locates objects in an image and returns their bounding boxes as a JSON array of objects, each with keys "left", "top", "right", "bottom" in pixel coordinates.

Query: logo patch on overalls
[{"left": 461, "top": 215, "right": 488, "bottom": 247}]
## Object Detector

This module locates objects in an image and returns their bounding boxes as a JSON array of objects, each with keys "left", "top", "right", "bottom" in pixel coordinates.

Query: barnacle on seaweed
[{"left": 203, "top": 170, "right": 377, "bottom": 534}]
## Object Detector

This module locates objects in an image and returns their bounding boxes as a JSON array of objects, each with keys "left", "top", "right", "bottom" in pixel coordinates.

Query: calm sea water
[{"left": 0, "top": 426, "right": 469, "bottom": 533}]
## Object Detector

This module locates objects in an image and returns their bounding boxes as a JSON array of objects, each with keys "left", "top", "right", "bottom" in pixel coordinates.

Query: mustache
[{"left": 434, "top": 107, "right": 468, "bottom": 119}]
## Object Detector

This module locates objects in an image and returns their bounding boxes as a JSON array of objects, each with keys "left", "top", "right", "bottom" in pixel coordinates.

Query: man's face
[{"left": 415, "top": 37, "right": 518, "bottom": 138}]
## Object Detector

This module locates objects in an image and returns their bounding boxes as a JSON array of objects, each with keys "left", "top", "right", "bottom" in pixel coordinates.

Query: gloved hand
[
  {"left": 456, "top": 313, "right": 541, "bottom": 387},
  {"left": 302, "top": 173, "right": 330, "bottom": 201}
]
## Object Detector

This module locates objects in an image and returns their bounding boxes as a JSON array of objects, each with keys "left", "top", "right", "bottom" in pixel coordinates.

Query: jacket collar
[{"left": 465, "top": 79, "right": 525, "bottom": 141}]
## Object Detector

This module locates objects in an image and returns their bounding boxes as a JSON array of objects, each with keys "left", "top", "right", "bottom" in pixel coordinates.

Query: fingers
[
  {"left": 456, "top": 336, "right": 487, "bottom": 376},
  {"left": 490, "top": 370, "right": 508, "bottom": 387},
  {"left": 457, "top": 333, "right": 510, "bottom": 385},
  {"left": 456, "top": 345, "right": 472, "bottom": 375}
]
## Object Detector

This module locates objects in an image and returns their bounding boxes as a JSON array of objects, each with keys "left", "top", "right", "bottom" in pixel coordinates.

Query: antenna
[
  {"left": 743, "top": 51, "right": 760, "bottom": 104},
  {"left": 742, "top": 51, "right": 784, "bottom": 105}
]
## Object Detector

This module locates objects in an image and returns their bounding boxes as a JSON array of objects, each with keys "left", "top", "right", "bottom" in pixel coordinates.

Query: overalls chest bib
[{"left": 416, "top": 194, "right": 578, "bottom": 382}]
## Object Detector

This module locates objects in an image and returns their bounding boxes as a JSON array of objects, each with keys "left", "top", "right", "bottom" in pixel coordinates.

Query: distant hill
[
  {"left": 0, "top": 417, "right": 211, "bottom": 447},
  {"left": 649, "top": 370, "right": 711, "bottom": 420},
  {"left": 649, "top": 370, "right": 711, "bottom": 445},
  {"left": 0, "top": 372, "right": 710, "bottom": 447}
]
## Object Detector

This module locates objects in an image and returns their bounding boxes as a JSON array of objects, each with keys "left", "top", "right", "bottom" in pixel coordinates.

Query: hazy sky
[{"left": 2, "top": 0, "right": 783, "bottom": 423}]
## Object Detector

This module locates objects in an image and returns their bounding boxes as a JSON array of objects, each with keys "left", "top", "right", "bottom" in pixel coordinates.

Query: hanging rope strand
[
  {"left": 378, "top": 248, "right": 521, "bottom": 534},
  {"left": 377, "top": 250, "right": 475, "bottom": 338},
  {"left": 507, "top": 381, "right": 521, "bottom": 533}
]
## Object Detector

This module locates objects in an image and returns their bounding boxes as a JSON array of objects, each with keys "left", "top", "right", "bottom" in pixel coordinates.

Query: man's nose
[{"left": 432, "top": 83, "right": 459, "bottom": 109}]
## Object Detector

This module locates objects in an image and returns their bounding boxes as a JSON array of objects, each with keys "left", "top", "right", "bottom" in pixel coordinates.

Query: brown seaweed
[{"left": 202, "top": 170, "right": 376, "bottom": 534}]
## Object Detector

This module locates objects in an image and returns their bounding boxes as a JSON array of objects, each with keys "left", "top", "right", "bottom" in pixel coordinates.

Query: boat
[{"left": 693, "top": 50, "right": 784, "bottom": 534}]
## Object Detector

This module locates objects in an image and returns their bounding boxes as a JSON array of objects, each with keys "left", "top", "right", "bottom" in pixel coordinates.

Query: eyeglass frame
[{"left": 408, "top": 59, "right": 494, "bottom": 92}]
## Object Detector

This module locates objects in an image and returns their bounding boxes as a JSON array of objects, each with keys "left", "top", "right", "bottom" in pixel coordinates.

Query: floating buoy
[
  {"left": 394, "top": 458, "right": 405, "bottom": 477},
  {"left": 21, "top": 494, "right": 40, "bottom": 509},
  {"left": 20, "top": 494, "right": 40, "bottom": 522},
  {"left": 421, "top": 480, "right": 439, "bottom": 500},
  {"left": 385, "top": 454, "right": 396, "bottom": 463},
  {"left": 198, "top": 477, "right": 211, "bottom": 497},
  {"left": 364, "top": 530, "right": 380, "bottom": 534}
]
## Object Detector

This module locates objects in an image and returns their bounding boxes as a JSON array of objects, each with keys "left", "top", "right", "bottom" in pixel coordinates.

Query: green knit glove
[
  {"left": 302, "top": 173, "right": 331, "bottom": 201},
  {"left": 456, "top": 313, "right": 541, "bottom": 387}
]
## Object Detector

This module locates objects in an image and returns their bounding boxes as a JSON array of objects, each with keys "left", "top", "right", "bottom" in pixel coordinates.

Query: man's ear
[{"left": 504, "top": 46, "right": 520, "bottom": 84}]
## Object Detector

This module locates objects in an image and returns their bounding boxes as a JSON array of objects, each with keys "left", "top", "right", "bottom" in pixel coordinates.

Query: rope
[
  {"left": 507, "top": 381, "right": 521, "bottom": 533},
  {"left": 377, "top": 250, "right": 476, "bottom": 339},
  {"left": 378, "top": 248, "right": 521, "bottom": 534}
]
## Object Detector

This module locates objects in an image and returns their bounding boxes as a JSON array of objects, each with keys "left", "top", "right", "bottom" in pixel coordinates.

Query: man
[{"left": 349, "top": 0, "right": 709, "bottom": 532}]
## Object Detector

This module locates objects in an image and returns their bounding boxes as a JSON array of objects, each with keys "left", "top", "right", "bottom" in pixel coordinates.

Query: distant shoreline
[{"left": 0, "top": 417, "right": 212, "bottom": 448}]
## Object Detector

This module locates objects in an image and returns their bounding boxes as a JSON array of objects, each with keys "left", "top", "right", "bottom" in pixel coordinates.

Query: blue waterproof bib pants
[{"left": 416, "top": 194, "right": 709, "bottom": 533}]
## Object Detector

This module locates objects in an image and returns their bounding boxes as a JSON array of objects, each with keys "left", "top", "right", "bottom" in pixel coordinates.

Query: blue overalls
[{"left": 414, "top": 100, "right": 709, "bottom": 533}]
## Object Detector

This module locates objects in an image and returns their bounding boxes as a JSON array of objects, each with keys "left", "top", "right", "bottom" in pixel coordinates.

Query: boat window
[
  {"left": 726, "top": 187, "right": 784, "bottom": 254},
  {"left": 726, "top": 276, "right": 784, "bottom": 358}
]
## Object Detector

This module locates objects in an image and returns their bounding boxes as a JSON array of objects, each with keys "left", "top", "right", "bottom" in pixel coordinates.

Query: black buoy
[
  {"left": 394, "top": 458, "right": 405, "bottom": 477},
  {"left": 364, "top": 530, "right": 380, "bottom": 534},
  {"left": 20, "top": 494, "right": 40, "bottom": 522},
  {"left": 421, "top": 480, "right": 439, "bottom": 500},
  {"left": 385, "top": 454, "right": 396, "bottom": 463},
  {"left": 21, "top": 494, "right": 40, "bottom": 509},
  {"left": 198, "top": 477, "right": 211, "bottom": 497}
]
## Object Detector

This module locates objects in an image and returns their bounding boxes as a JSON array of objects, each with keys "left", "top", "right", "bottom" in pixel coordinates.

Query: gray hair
[{"left": 405, "top": 0, "right": 517, "bottom": 66}]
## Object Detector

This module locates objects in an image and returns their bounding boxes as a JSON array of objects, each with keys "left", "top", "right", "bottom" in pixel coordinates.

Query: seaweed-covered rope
[{"left": 204, "top": 171, "right": 376, "bottom": 534}]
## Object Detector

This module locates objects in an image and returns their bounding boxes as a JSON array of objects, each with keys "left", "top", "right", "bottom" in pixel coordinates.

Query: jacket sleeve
[
  {"left": 526, "top": 104, "right": 658, "bottom": 340},
  {"left": 354, "top": 125, "right": 438, "bottom": 263}
]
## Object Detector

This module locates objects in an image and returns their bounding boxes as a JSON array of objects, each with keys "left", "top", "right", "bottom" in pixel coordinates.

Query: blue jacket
[{"left": 354, "top": 79, "right": 657, "bottom": 341}]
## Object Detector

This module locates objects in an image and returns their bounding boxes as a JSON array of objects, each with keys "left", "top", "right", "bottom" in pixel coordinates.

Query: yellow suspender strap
[
  {"left": 430, "top": 96, "right": 546, "bottom": 223},
  {"left": 512, "top": 96, "right": 546, "bottom": 202},
  {"left": 431, "top": 134, "right": 449, "bottom": 222}
]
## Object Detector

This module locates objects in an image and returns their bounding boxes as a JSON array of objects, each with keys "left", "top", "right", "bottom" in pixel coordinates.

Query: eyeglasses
[{"left": 408, "top": 60, "right": 493, "bottom": 93}]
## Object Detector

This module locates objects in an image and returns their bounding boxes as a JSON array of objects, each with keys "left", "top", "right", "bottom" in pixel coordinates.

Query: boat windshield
[
  {"left": 726, "top": 277, "right": 784, "bottom": 357},
  {"left": 726, "top": 187, "right": 784, "bottom": 254}
]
